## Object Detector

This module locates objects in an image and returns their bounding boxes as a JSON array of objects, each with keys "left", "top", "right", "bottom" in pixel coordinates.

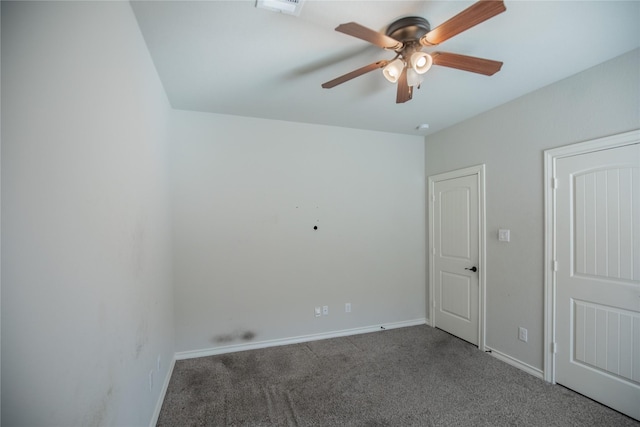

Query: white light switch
[{"left": 498, "top": 229, "right": 510, "bottom": 242}]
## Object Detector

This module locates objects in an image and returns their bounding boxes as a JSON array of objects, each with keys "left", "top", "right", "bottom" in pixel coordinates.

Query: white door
[
  {"left": 555, "top": 142, "right": 640, "bottom": 420},
  {"left": 432, "top": 173, "right": 480, "bottom": 345}
]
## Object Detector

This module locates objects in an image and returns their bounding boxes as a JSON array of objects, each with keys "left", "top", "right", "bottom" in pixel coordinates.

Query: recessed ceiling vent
[{"left": 256, "top": 0, "right": 305, "bottom": 16}]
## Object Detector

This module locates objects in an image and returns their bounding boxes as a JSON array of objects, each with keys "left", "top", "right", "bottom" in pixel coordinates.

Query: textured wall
[
  {"left": 170, "top": 110, "right": 426, "bottom": 354},
  {"left": 425, "top": 48, "right": 640, "bottom": 370},
  {"left": 1, "top": 2, "right": 174, "bottom": 425}
]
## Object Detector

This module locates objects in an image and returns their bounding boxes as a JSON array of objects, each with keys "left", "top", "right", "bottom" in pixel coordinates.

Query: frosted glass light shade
[
  {"left": 406, "top": 68, "right": 424, "bottom": 87},
  {"left": 410, "top": 52, "right": 433, "bottom": 74},
  {"left": 382, "top": 59, "right": 405, "bottom": 83}
]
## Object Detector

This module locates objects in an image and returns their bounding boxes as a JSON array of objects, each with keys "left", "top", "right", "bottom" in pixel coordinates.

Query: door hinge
[
  {"left": 430, "top": 194, "right": 435, "bottom": 202},
  {"left": 432, "top": 247, "right": 436, "bottom": 255},
  {"left": 552, "top": 342, "right": 557, "bottom": 354},
  {"left": 553, "top": 260, "right": 558, "bottom": 272},
  {"left": 552, "top": 177, "right": 558, "bottom": 190},
  {"left": 433, "top": 299, "right": 436, "bottom": 308}
]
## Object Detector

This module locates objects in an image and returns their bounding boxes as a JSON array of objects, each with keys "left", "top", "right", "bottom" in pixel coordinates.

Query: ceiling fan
[{"left": 321, "top": 0, "right": 506, "bottom": 103}]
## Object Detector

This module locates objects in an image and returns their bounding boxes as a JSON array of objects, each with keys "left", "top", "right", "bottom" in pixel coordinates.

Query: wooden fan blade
[
  {"left": 321, "top": 60, "right": 389, "bottom": 89},
  {"left": 336, "top": 22, "right": 403, "bottom": 50},
  {"left": 421, "top": 0, "right": 505, "bottom": 46},
  {"left": 396, "top": 67, "right": 413, "bottom": 104},
  {"left": 432, "top": 52, "right": 502, "bottom": 76}
]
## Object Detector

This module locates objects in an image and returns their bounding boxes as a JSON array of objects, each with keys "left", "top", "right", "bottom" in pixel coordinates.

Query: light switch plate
[{"left": 498, "top": 229, "right": 510, "bottom": 242}]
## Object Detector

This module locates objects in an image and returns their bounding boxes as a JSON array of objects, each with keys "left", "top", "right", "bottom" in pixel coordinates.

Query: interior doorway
[
  {"left": 544, "top": 129, "right": 640, "bottom": 420},
  {"left": 428, "top": 165, "right": 486, "bottom": 348}
]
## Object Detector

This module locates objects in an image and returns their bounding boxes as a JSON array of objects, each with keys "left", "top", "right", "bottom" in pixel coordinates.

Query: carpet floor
[{"left": 157, "top": 325, "right": 639, "bottom": 426}]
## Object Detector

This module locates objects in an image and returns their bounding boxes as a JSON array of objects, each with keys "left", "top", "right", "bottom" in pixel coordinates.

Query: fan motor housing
[{"left": 385, "top": 16, "right": 430, "bottom": 43}]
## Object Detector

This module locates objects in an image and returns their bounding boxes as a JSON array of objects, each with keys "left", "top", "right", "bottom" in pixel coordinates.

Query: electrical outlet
[
  {"left": 322, "top": 305, "right": 329, "bottom": 315},
  {"left": 345, "top": 302, "right": 351, "bottom": 313},
  {"left": 518, "top": 327, "right": 528, "bottom": 342},
  {"left": 149, "top": 370, "right": 154, "bottom": 391},
  {"left": 314, "top": 307, "right": 321, "bottom": 317}
]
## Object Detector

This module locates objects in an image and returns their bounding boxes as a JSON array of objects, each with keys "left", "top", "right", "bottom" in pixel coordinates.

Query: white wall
[
  {"left": 425, "top": 49, "right": 640, "bottom": 370},
  {"left": 5, "top": 3, "right": 634, "bottom": 423},
  {"left": 1, "top": 2, "right": 174, "bottom": 425},
  {"left": 171, "top": 111, "right": 425, "bottom": 353}
]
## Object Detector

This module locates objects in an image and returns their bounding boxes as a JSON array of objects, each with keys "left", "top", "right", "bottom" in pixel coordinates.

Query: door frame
[
  {"left": 543, "top": 128, "right": 640, "bottom": 383},
  {"left": 428, "top": 164, "right": 487, "bottom": 350}
]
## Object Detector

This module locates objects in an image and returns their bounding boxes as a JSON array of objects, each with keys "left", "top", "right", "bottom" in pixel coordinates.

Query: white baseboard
[
  {"left": 149, "top": 356, "right": 176, "bottom": 427},
  {"left": 485, "top": 346, "right": 544, "bottom": 379},
  {"left": 175, "top": 318, "right": 428, "bottom": 360}
]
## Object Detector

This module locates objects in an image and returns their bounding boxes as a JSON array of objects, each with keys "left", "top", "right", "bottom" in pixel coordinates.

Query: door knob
[{"left": 465, "top": 266, "right": 478, "bottom": 272}]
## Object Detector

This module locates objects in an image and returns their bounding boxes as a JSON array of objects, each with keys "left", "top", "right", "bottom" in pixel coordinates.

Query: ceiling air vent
[{"left": 256, "top": 0, "right": 305, "bottom": 16}]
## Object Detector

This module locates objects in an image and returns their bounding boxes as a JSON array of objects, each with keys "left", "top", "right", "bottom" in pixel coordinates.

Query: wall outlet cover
[{"left": 518, "top": 327, "right": 528, "bottom": 342}]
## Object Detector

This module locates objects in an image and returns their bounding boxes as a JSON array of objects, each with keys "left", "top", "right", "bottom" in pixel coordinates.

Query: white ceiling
[{"left": 130, "top": 1, "right": 640, "bottom": 136}]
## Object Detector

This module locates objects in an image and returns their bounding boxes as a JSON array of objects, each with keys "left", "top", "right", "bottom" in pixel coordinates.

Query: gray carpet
[{"left": 157, "top": 325, "right": 639, "bottom": 426}]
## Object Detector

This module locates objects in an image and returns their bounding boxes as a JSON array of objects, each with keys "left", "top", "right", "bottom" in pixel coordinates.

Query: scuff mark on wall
[
  {"left": 117, "top": 213, "right": 148, "bottom": 279},
  {"left": 87, "top": 385, "right": 114, "bottom": 427},
  {"left": 212, "top": 330, "right": 258, "bottom": 344},
  {"left": 241, "top": 331, "right": 256, "bottom": 341},
  {"left": 214, "top": 334, "right": 235, "bottom": 344},
  {"left": 135, "top": 317, "right": 149, "bottom": 359}
]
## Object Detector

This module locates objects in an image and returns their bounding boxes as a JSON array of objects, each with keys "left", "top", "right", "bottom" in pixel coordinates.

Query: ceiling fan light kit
[
  {"left": 410, "top": 51, "right": 433, "bottom": 74},
  {"left": 321, "top": 0, "right": 506, "bottom": 104},
  {"left": 406, "top": 68, "right": 425, "bottom": 88},
  {"left": 382, "top": 58, "right": 405, "bottom": 83}
]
